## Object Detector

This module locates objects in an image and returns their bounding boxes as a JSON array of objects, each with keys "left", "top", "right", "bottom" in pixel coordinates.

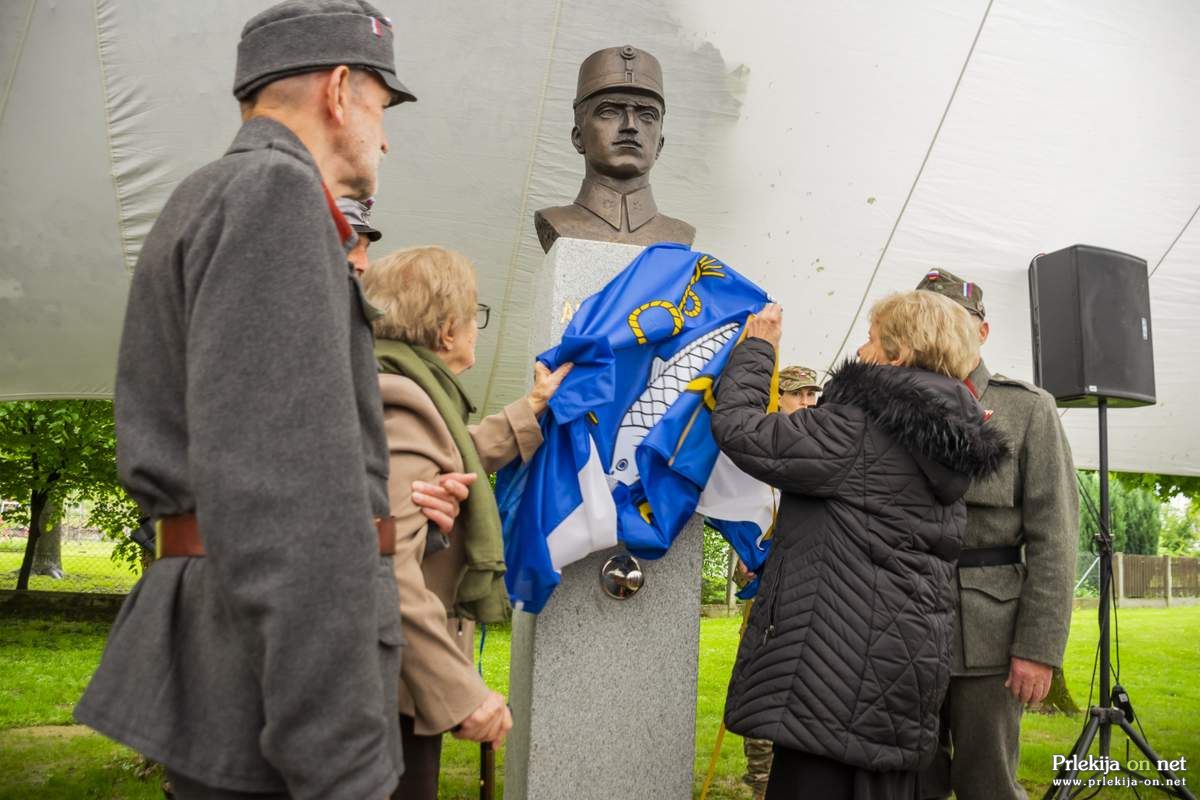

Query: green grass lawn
[
  {"left": 0, "top": 538, "right": 139, "bottom": 594},
  {"left": 0, "top": 607, "right": 1197, "bottom": 799}
]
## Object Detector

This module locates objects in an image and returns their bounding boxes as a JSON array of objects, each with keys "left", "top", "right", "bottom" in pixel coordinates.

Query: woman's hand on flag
[
  {"left": 745, "top": 303, "right": 783, "bottom": 349},
  {"left": 529, "top": 361, "right": 574, "bottom": 416}
]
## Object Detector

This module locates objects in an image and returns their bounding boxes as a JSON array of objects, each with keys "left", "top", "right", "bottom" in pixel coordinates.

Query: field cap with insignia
[
  {"left": 234, "top": 0, "right": 416, "bottom": 107},
  {"left": 336, "top": 196, "right": 382, "bottom": 242},
  {"left": 916, "top": 268, "right": 986, "bottom": 319},
  {"left": 779, "top": 365, "right": 822, "bottom": 393},
  {"left": 574, "top": 45, "right": 665, "bottom": 109}
]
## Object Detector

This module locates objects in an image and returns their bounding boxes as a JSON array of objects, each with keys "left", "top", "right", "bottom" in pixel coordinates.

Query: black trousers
[
  {"left": 391, "top": 713, "right": 444, "bottom": 800},
  {"left": 765, "top": 746, "right": 918, "bottom": 800}
]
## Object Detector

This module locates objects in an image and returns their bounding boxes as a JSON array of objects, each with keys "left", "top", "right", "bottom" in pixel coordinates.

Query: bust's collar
[{"left": 574, "top": 180, "right": 658, "bottom": 231}]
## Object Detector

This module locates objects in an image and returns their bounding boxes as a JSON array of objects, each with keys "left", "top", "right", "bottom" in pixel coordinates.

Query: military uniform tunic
[
  {"left": 534, "top": 180, "right": 695, "bottom": 253},
  {"left": 923, "top": 358, "right": 1079, "bottom": 800},
  {"left": 953, "top": 359, "right": 1079, "bottom": 676}
]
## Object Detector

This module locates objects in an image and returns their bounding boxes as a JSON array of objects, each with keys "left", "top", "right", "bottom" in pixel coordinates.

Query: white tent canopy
[{"left": 2, "top": 0, "right": 1198, "bottom": 476}]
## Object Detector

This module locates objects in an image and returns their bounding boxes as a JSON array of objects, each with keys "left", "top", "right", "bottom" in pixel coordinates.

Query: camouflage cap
[
  {"left": 779, "top": 365, "right": 822, "bottom": 393},
  {"left": 915, "top": 268, "right": 985, "bottom": 318}
]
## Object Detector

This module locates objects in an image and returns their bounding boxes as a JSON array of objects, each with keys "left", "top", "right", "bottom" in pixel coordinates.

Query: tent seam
[
  {"left": 824, "top": 0, "right": 995, "bottom": 375},
  {"left": 478, "top": 0, "right": 566, "bottom": 416},
  {"left": 0, "top": 0, "right": 37, "bottom": 129},
  {"left": 91, "top": 0, "right": 135, "bottom": 275}
]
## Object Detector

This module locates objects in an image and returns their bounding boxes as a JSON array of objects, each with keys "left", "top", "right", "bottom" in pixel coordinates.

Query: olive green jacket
[{"left": 953, "top": 360, "right": 1079, "bottom": 675}]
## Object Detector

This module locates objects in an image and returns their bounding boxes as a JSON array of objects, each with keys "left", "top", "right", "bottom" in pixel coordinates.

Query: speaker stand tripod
[{"left": 1044, "top": 399, "right": 1195, "bottom": 799}]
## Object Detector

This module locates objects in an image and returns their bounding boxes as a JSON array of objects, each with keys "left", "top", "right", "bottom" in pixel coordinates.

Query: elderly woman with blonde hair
[
  {"left": 361, "top": 246, "right": 570, "bottom": 799},
  {"left": 713, "top": 292, "right": 1005, "bottom": 800}
]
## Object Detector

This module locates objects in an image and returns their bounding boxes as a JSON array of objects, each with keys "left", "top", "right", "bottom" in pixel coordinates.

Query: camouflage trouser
[{"left": 742, "top": 736, "right": 773, "bottom": 799}]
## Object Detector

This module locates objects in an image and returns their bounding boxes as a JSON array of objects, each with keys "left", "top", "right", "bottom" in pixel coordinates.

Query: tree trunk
[
  {"left": 725, "top": 548, "right": 738, "bottom": 609},
  {"left": 16, "top": 488, "right": 49, "bottom": 591},
  {"left": 1035, "top": 668, "right": 1080, "bottom": 715},
  {"left": 31, "top": 498, "right": 63, "bottom": 578}
]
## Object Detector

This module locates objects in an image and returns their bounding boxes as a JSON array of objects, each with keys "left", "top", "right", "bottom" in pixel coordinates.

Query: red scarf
[{"left": 321, "top": 183, "right": 354, "bottom": 247}]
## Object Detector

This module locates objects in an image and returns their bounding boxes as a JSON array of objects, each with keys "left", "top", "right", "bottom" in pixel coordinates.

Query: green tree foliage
[
  {"left": 701, "top": 525, "right": 731, "bottom": 604},
  {"left": 1159, "top": 499, "right": 1200, "bottom": 556},
  {"left": 0, "top": 400, "right": 142, "bottom": 589},
  {"left": 1114, "top": 471, "right": 1200, "bottom": 503},
  {"left": 1077, "top": 470, "right": 1162, "bottom": 555}
]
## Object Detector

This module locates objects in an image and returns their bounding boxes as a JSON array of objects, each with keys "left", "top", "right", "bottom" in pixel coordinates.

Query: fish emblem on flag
[
  {"left": 495, "top": 243, "right": 775, "bottom": 613},
  {"left": 609, "top": 322, "right": 740, "bottom": 485}
]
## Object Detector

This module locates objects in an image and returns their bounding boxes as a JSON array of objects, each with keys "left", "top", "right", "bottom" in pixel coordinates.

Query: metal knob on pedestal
[{"left": 600, "top": 554, "right": 644, "bottom": 599}]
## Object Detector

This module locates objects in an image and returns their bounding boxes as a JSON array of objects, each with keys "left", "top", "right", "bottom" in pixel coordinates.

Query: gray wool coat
[
  {"left": 75, "top": 117, "right": 403, "bottom": 800},
  {"left": 953, "top": 360, "right": 1079, "bottom": 675}
]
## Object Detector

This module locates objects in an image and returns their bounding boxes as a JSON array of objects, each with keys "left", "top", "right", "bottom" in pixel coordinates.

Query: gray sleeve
[
  {"left": 183, "top": 155, "right": 393, "bottom": 796},
  {"left": 1011, "top": 394, "right": 1079, "bottom": 668},
  {"left": 712, "top": 337, "right": 860, "bottom": 497}
]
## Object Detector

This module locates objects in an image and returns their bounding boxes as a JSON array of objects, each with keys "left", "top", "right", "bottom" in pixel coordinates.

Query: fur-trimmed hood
[{"left": 822, "top": 359, "right": 1008, "bottom": 503}]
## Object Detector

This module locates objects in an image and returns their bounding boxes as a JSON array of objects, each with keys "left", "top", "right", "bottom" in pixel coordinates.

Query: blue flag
[{"left": 497, "top": 243, "right": 777, "bottom": 613}]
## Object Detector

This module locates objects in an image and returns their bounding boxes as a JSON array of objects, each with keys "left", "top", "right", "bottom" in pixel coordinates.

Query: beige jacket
[{"left": 379, "top": 373, "right": 542, "bottom": 735}]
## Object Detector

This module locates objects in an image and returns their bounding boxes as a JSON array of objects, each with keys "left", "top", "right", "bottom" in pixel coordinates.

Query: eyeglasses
[{"left": 476, "top": 303, "right": 491, "bottom": 329}]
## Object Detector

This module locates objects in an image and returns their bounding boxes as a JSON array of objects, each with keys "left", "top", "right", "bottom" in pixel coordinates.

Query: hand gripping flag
[{"left": 496, "top": 243, "right": 777, "bottom": 613}]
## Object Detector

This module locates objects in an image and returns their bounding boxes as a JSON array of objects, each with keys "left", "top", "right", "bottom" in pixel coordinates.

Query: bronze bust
[{"left": 534, "top": 45, "right": 695, "bottom": 253}]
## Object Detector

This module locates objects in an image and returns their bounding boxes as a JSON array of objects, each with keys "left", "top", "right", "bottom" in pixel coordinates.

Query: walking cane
[{"left": 480, "top": 741, "right": 495, "bottom": 800}]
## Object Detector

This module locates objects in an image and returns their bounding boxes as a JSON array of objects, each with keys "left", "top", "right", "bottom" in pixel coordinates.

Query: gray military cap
[
  {"left": 234, "top": 0, "right": 416, "bottom": 107},
  {"left": 336, "top": 196, "right": 382, "bottom": 242}
]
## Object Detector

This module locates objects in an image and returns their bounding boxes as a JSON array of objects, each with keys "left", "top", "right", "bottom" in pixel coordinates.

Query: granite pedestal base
[{"left": 503, "top": 238, "right": 703, "bottom": 800}]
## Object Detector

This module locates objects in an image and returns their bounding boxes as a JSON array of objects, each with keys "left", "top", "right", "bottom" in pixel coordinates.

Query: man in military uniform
[
  {"left": 916, "top": 269, "right": 1079, "bottom": 800},
  {"left": 338, "top": 196, "right": 383, "bottom": 276},
  {"left": 534, "top": 45, "right": 695, "bottom": 253},
  {"left": 777, "top": 365, "right": 822, "bottom": 414},
  {"left": 76, "top": 3, "right": 417, "bottom": 798},
  {"left": 738, "top": 364, "right": 821, "bottom": 800}
]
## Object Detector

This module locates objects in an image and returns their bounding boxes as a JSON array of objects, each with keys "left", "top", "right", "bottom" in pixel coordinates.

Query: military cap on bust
[
  {"left": 336, "top": 196, "right": 382, "bottom": 242},
  {"left": 574, "top": 45, "right": 665, "bottom": 108},
  {"left": 234, "top": 0, "right": 416, "bottom": 107},
  {"left": 779, "top": 365, "right": 822, "bottom": 393},
  {"left": 916, "top": 268, "right": 986, "bottom": 318}
]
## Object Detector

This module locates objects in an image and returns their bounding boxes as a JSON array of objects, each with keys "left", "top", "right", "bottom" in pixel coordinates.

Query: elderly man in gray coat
[{"left": 75, "top": 3, "right": 423, "bottom": 799}]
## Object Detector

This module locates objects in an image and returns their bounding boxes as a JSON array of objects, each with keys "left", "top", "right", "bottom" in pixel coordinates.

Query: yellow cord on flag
[{"left": 736, "top": 311, "right": 782, "bottom": 413}]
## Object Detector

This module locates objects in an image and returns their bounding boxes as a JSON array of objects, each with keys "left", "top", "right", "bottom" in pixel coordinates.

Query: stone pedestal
[{"left": 504, "top": 238, "right": 702, "bottom": 800}]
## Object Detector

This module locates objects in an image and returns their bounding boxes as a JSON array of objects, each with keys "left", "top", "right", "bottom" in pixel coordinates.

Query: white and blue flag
[{"left": 496, "top": 243, "right": 777, "bottom": 613}]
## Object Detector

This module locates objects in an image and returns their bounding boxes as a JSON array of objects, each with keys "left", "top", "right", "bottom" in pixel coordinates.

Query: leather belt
[
  {"left": 958, "top": 545, "right": 1022, "bottom": 568},
  {"left": 156, "top": 514, "right": 396, "bottom": 558}
]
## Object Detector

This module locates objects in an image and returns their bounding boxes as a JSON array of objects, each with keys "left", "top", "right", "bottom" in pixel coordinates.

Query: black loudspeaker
[{"left": 1028, "top": 244, "right": 1156, "bottom": 408}]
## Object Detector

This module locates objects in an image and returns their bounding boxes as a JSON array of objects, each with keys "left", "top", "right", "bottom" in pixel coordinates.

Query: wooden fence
[{"left": 1115, "top": 553, "right": 1200, "bottom": 602}]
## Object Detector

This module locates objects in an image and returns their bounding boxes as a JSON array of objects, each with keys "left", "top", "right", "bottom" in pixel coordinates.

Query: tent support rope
[
  {"left": 824, "top": 0, "right": 995, "bottom": 375},
  {"left": 1149, "top": 201, "right": 1200, "bottom": 278}
]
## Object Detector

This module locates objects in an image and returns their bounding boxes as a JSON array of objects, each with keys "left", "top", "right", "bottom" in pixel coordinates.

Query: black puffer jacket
[{"left": 713, "top": 338, "right": 1006, "bottom": 772}]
